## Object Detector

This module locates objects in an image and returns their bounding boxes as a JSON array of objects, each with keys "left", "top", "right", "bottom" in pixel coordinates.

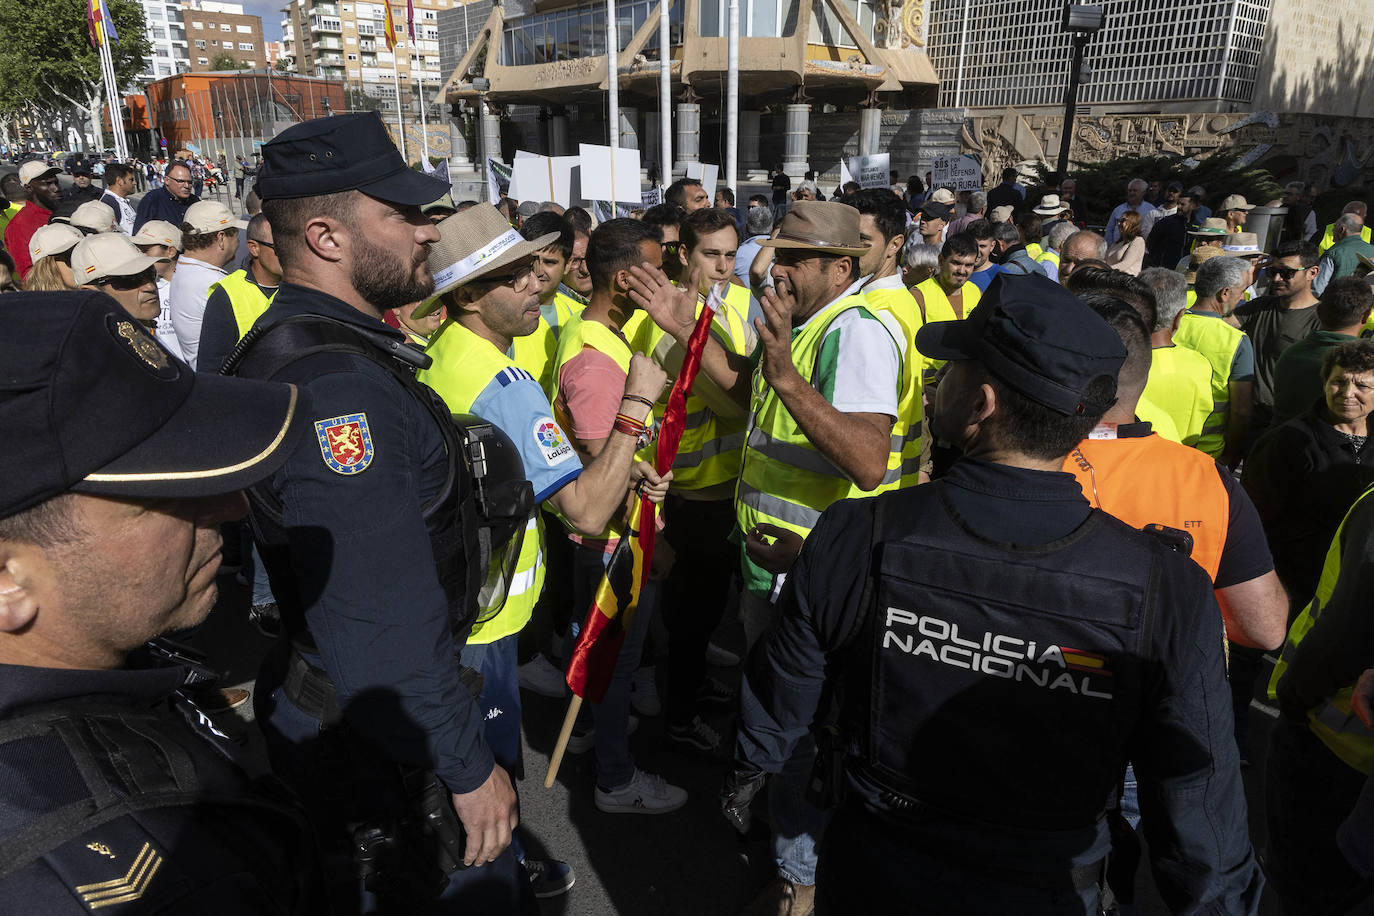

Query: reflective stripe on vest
[
  {"left": 913, "top": 277, "right": 981, "bottom": 385},
  {"left": 864, "top": 281, "right": 925, "bottom": 488},
  {"left": 1172, "top": 311, "right": 1244, "bottom": 458},
  {"left": 736, "top": 294, "right": 902, "bottom": 550},
  {"left": 629, "top": 283, "right": 751, "bottom": 491},
  {"left": 210, "top": 269, "right": 276, "bottom": 341},
  {"left": 1141, "top": 345, "right": 1214, "bottom": 449},
  {"left": 417, "top": 319, "right": 546, "bottom": 643},
  {"left": 1269, "top": 485, "right": 1374, "bottom": 774}
]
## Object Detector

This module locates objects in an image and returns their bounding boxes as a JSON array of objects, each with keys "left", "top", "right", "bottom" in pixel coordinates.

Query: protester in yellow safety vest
[
  {"left": 414, "top": 205, "right": 673, "bottom": 878},
  {"left": 391, "top": 300, "right": 444, "bottom": 346},
  {"left": 844, "top": 187, "right": 925, "bottom": 486},
  {"left": 633, "top": 206, "right": 754, "bottom": 756},
  {"left": 510, "top": 212, "right": 574, "bottom": 393},
  {"left": 912, "top": 234, "right": 981, "bottom": 386},
  {"left": 630, "top": 199, "right": 905, "bottom": 913},
  {"left": 194, "top": 213, "right": 280, "bottom": 374},
  {"left": 1267, "top": 482, "right": 1374, "bottom": 914},
  {"left": 1137, "top": 267, "right": 1215, "bottom": 447},
  {"left": 1174, "top": 255, "right": 1255, "bottom": 469},
  {"left": 1317, "top": 201, "right": 1372, "bottom": 254},
  {"left": 554, "top": 227, "right": 592, "bottom": 326}
]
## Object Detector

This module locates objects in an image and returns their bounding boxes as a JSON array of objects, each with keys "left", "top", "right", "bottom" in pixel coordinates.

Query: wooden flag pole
[{"left": 544, "top": 694, "right": 583, "bottom": 787}]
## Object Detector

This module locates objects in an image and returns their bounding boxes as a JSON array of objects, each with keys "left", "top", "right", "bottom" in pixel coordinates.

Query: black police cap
[
  {"left": 0, "top": 291, "right": 310, "bottom": 520},
  {"left": 256, "top": 110, "right": 449, "bottom": 205},
  {"left": 915, "top": 273, "right": 1126, "bottom": 416}
]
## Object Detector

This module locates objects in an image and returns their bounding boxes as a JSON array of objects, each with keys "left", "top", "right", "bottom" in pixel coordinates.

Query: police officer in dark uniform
[
  {"left": 726, "top": 274, "right": 1264, "bottom": 915},
  {"left": 0, "top": 289, "right": 316, "bottom": 912},
  {"left": 224, "top": 111, "right": 535, "bottom": 913}
]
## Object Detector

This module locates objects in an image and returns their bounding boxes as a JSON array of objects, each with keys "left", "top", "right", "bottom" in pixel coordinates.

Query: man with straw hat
[
  {"left": 631, "top": 199, "right": 906, "bottom": 914},
  {"left": 415, "top": 203, "right": 671, "bottom": 897}
]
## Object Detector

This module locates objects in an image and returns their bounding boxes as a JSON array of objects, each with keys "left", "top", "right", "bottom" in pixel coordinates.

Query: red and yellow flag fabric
[
  {"left": 564, "top": 289, "right": 719, "bottom": 703},
  {"left": 382, "top": 2, "right": 398, "bottom": 51}
]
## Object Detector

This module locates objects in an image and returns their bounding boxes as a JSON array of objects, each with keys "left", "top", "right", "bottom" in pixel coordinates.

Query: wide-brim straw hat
[
  {"left": 412, "top": 203, "right": 558, "bottom": 319},
  {"left": 759, "top": 201, "right": 868, "bottom": 256}
]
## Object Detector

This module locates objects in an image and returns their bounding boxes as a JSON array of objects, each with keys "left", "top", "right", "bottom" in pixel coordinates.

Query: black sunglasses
[
  {"left": 1270, "top": 265, "right": 1308, "bottom": 279},
  {"left": 102, "top": 267, "right": 158, "bottom": 290}
]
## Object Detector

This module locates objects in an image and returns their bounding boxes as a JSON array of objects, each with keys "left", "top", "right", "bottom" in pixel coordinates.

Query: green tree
[
  {"left": 0, "top": 0, "right": 149, "bottom": 151},
  {"left": 344, "top": 86, "right": 382, "bottom": 112},
  {"left": 209, "top": 51, "right": 245, "bottom": 70}
]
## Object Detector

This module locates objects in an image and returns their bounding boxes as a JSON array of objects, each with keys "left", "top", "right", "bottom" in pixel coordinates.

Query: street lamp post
[{"left": 1055, "top": 4, "right": 1103, "bottom": 182}]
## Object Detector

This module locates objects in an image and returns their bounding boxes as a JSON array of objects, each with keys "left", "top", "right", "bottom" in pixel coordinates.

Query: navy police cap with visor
[
  {"left": 916, "top": 272, "right": 1126, "bottom": 417},
  {"left": 255, "top": 110, "right": 450, "bottom": 205},
  {"left": 0, "top": 290, "right": 311, "bottom": 520}
]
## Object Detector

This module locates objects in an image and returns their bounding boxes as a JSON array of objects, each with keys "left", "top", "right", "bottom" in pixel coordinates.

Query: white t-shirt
[
  {"left": 168, "top": 255, "right": 228, "bottom": 369},
  {"left": 154, "top": 277, "right": 186, "bottom": 360},
  {"left": 798, "top": 279, "right": 905, "bottom": 419}
]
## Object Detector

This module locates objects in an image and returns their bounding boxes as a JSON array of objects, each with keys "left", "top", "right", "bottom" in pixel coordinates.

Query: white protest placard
[
  {"left": 839, "top": 159, "right": 854, "bottom": 188},
  {"left": 932, "top": 154, "right": 983, "bottom": 192},
  {"left": 578, "top": 144, "right": 643, "bottom": 205},
  {"left": 685, "top": 161, "right": 719, "bottom": 199},
  {"left": 641, "top": 187, "right": 663, "bottom": 207},
  {"left": 509, "top": 153, "right": 580, "bottom": 208},
  {"left": 848, "top": 153, "right": 890, "bottom": 189}
]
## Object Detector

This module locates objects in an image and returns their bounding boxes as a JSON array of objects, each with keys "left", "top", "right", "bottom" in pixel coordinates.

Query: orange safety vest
[{"left": 1061, "top": 425, "right": 1229, "bottom": 582}]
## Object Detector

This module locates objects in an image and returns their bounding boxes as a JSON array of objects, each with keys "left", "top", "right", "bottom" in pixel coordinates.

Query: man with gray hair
[
  {"left": 1059, "top": 230, "right": 1107, "bottom": 285},
  {"left": 1037, "top": 219, "right": 1078, "bottom": 283},
  {"left": 1314, "top": 212, "right": 1374, "bottom": 295},
  {"left": 1317, "top": 200, "right": 1370, "bottom": 254},
  {"left": 946, "top": 189, "right": 987, "bottom": 236},
  {"left": 1175, "top": 256, "right": 1256, "bottom": 467},
  {"left": 1139, "top": 267, "right": 1215, "bottom": 448},
  {"left": 1106, "top": 178, "right": 1157, "bottom": 246},
  {"left": 991, "top": 221, "right": 1045, "bottom": 276}
]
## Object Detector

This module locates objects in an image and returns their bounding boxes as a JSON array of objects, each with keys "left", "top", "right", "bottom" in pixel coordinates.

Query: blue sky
[{"left": 239, "top": 0, "right": 286, "bottom": 42}]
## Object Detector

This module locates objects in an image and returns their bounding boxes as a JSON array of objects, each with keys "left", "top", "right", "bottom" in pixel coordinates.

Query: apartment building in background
[
  {"left": 184, "top": 1, "right": 268, "bottom": 72},
  {"left": 135, "top": 0, "right": 191, "bottom": 81}
]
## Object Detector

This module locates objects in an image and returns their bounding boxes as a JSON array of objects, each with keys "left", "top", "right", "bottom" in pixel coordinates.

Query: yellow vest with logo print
[
  {"left": 1320, "top": 223, "right": 1374, "bottom": 254},
  {"left": 1269, "top": 485, "right": 1374, "bottom": 774},
  {"left": 736, "top": 293, "right": 903, "bottom": 555},
  {"left": 1172, "top": 310, "right": 1244, "bottom": 458},
  {"left": 417, "top": 319, "right": 545, "bottom": 644},
  {"left": 863, "top": 279, "right": 925, "bottom": 488},
  {"left": 210, "top": 269, "right": 276, "bottom": 340},
  {"left": 913, "top": 276, "right": 982, "bottom": 385},
  {"left": 550, "top": 315, "right": 654, "bottom": 542},
  {"left": 629, "top": 283, "right": 752, "bottom": 492}
]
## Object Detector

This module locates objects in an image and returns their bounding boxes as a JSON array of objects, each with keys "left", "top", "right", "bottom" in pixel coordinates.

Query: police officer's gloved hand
[{"left": 721, "top": 766, "right": 767, "bottom": 835}]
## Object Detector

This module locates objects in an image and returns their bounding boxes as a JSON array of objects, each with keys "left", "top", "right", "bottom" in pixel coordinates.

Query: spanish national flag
[
  {"left": 382, "top": 2, "right": 398, "bottom": 51},
  {"left": 564, "top": 288, "right": 720, "bottom": 702}
]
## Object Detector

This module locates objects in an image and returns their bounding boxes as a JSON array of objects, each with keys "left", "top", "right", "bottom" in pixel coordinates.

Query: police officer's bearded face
[
  {"left": 683, "top": 226, "right": 738, "bottom": 296},
  {"left": 533, "top": 246, "right": 567, "bottom": 304},
  {"left": 565, "top": 233, "right": 592, "bottom": 295},
  {"left": 248, "top": 224, "right": 282, "bottom": 283},
  {"left": 930, "top": 360, "right": 993, "bottom": 454},
  {"left": 940, "top": 251, "right": 977, "bottom": 289},
  {"left": 348, "top": 195, "right": 440, "bottom": 313},
  {"left": 0, "top": 491, "right": 245, "bottom": 668}
]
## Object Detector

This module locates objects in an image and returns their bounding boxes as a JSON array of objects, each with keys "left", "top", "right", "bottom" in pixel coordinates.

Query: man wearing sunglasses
[
  {"left": 133, "top": 160, "right": 201, "bottom": 234},
  {"left": 196, "top": 213, "right": 282, "bottom": 376},
  {"left": 1235, "top": 240, "right": 1322, "bottom": 430},
  {"left": 70, "top": 232, "right": 168, "bottom": 324},
  {"left": 642, "top": 202, "right": 687, "bottom": 285},
  {"left": 168, "top": 201, "right": 248, "bottom": 369}
]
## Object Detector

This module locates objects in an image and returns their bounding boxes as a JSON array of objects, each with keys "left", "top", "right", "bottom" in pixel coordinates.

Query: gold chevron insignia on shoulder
[{"left": 74, "top": 842, "right": 163, "bottom": 909}]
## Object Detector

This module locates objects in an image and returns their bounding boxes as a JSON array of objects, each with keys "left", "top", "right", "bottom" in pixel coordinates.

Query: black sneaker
[
  {"left": 697, "top": 676, "right": 738, "bottom": 708},
  {"left": 249, "top": 602, "right": 281, "bottom": 639},
  {"left": 665, "top": 715, "right": 728, "bottom": 758},
  {"left": 522, "top": 858, "right": 576, "bottom": 898}
]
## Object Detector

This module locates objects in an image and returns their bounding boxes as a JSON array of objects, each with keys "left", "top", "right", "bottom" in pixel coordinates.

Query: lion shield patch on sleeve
[{"left": 315, "top": 413, "right": 374, "bottom": 475}]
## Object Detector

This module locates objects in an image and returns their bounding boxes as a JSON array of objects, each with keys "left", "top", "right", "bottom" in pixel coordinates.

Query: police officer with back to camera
[
  {"left": 220, "top": 111, "right": 536, "bottom": 914},
  {"left": 0, "top": 289, "right": 317, "bottom": 912},
  {"left": 725, "top": 274, "right": 1264, "bottom": 915}
]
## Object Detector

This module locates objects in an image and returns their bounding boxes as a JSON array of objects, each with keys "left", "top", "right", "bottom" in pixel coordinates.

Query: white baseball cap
[
  {"left": 72, "top": 233, "right": 168, "bottom": 284},
  {"left": 70, "top": 200, "right": 117, "bottom": 233},
  {"left": 182, "top": 200, "right": 249, "bottom": 234},
  {"left": 131, "top": 220, "right": 184, "bottom": 250},
  {"left": 18, "top": 161, "right": 61, "bottom": 185},
  {"left": 28, "top": 224, "right": 84, "bottom": 263}
]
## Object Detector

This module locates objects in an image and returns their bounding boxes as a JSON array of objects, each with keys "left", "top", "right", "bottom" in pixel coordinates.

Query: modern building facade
[
  {"left": 135, "top": 0, "right": 191, "bottom": 82},
  {"left": 184, "top": 1, "right": 268, "bottom": 72}
]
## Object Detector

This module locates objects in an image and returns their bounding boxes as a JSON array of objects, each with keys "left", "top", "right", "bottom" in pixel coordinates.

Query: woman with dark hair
[
  {"left": 1105, "top": 210, "right": 1146, "bottom": 276},
  {"left": 1244, "top": 339, "right": 1374, "bottom": 613}
]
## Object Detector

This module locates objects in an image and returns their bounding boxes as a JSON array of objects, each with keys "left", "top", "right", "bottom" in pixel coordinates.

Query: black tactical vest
[{"left": 839, "top": 482, "right": 1161, "bottom": 836}]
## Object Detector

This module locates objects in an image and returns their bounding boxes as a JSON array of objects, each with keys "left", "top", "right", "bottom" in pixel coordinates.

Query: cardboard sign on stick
[
  {"left": 932, "top": 154, "right": 984, "bottom": 192},
  {"left": 579, "top": 144, "right": 643, "bottom": 205},
  {"left": 685, "top": 162, "right": 719, "bottom": 199},
  {"left": 849, "top": 153, "right": 891, "bottom": 190},
  {"left": 509, "top": 153, "right": 580, "bottom": 208}
]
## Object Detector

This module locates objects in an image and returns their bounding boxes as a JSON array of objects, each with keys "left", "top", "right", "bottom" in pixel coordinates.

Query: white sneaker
[
  {"left": 594, "top": 768, "right": 688, "bottom": 814},
  {"left": 630, "top": 666, "right": 661, "bottom": 716},
  {"left": 705, "top": 642, "right": 741, "bottom": 668},
  {"left": 517, "top": 653, "right": 567, "bottom": 698},
  {"left": 565, "top": 714, "right": 638, "bottom": 754}
]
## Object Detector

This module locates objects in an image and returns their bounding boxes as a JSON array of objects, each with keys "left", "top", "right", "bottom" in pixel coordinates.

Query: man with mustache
[{"left": 222, "top": 112, "right": 534, "bottom": 914}]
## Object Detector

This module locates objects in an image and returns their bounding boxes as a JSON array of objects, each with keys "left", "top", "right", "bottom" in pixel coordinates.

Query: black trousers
[{"left": 659, "top": 494, "right": 736, "bottom": 726}]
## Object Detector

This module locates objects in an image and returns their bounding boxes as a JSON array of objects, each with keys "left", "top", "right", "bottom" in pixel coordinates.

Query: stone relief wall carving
[{"left": 961, "top": 107, "right": 1374, "bottom": 191}]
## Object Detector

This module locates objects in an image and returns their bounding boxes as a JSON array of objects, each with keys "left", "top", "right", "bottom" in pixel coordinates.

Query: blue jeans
[
  {"left": 563, "top": 543, "right": 657, "bottom": 789},
  {"left": 459, "top": 634, "right": 527, "bottom": 862},
  {"left": 772, "top": 732, "right": 828, "bottom": 885}
]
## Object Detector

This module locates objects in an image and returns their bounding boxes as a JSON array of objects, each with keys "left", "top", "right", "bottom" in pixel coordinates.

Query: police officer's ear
[{"left": 0, "top": 544, "right": 43, "bottom": 633}]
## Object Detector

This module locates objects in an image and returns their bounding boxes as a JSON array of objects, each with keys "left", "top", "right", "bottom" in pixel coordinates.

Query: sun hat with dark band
[
  {"left": 915, "top": 273, "right": 1125, "bottom": 417},
  {"left": 758, "top": 200, "right": 868, "bottom": 256},
  {"left": 256, "top": 110, "right": 450, "bottom": 206},
  {"left": 411, "top": 203, "right": 560, "bottom": 319},
  {"left": 0, "top": 290, "right": 311, "bottom": 519}
]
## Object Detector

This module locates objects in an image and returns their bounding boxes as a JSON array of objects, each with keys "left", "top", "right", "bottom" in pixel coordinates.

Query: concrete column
[
  {"left": 479, "top": 100, "right": 502, "bottom": 165},
  {"left": 738, "top": 110, "right": 762, "bottom": 171},
  {"left": 548, "top": 112, "right": 570, "bottom": 157},
  {"left": 675, "top": 102, "right": 700, "bottom": 174},
  {"left": 447, "top": 108, "right": 473, "bottom": 172},
  {"left": 617, "top": 106, "right": 639, "bottom": 150},
  {"left": 858, "top": 107, "right": 881, "bottom": 158},
  {"left": 782, "top": 103, "right": 810, "bottom": 176}
]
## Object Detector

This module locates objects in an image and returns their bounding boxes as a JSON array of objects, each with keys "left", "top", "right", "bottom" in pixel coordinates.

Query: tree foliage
[
  {"left": 210, "top": 51, "right": 246, "bottom": 70},
  {"left": 0, "top": 0, "right": 149, "bottom": 109}
]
